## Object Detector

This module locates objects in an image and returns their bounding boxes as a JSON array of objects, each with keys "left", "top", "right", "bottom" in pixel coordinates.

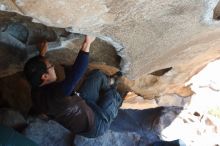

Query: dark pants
[{"left": 78, "top": 70, "right": 122, "bottom": 138}]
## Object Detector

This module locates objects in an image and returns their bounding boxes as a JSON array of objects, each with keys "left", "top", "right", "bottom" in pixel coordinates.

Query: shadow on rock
[{"left": 75, "top": 106, "right": 183, "bottom": 146}]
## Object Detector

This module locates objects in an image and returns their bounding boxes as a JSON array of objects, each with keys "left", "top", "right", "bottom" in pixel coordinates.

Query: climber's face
[{"left": 40, "top": 59, "right": 57, "bottom": 86}]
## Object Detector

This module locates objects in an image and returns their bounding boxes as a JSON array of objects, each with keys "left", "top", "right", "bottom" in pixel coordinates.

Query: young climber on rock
[{"left": 24, "top": 35, "right": 124, "bottom": 138}]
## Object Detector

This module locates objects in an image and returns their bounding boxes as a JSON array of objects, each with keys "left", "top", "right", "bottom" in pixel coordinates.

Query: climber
[{"left": 23, "top": 35, "right": 124, "bottom": 138}]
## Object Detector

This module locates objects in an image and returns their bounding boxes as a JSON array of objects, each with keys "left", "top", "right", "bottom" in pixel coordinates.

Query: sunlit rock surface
[
  {"left": 161, "top": 59, "right": 220, "bottom": 146},
  {"left": 0, "top": 1, "right": 220, "bottom": 145},
  {"left": 1, "top": 0, "right": 220, "bottom": 98},
  {"left": 3, "top": 0, "right": 220, "bottom": 78}
]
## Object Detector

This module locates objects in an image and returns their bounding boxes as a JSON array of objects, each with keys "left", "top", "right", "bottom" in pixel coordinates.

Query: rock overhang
[{"left": 1, "top": 0, "right": 220, "bottom": 98}]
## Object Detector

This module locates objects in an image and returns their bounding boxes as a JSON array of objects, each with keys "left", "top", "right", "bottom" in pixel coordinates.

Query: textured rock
[
  {"left": 24, "top": 118, "right": 73, "bottom": 146},
  {"left": 121, "top": 92, "right": 158, "bottom": 110},
  {"left": 46, "top": 38, "right": 120, "bottom": 68},
  {"left": 1, "top": 0, "right": 220, "bottom": 99},
  {"left": 156, "top": 94, "right": 191, "bottom": 107},
  {"left": 75, "top": 107, "right": 183, "bottom": 146},
  {"left": 0, "top": 0, "right": 20, "bottom": 13},
  {"left": 0, "top": 11, "right": 58, "bottom": 77},
  {"left": 21, "top": 107, "right": 182, "bottom": 146},
  {"left": 5, "top": 0, "right": 220, "bottom": 79},
  {"left": 214, "top": 0, "right": 220, "bottom": 20},
  {"left": 0, "top": 11, "right": 120, "bottom": 78},
  {"left": 160, "top": 59, "right": 220, "bottom": 146},
  {"left": 0, "top": 108, "right": 27, "bottom": 129},
  {"left": 75, "top": 131, "right": 150, "bottom": 146},
  {"left": 1, "top": 1, "right": 220, "bottom": 145}
]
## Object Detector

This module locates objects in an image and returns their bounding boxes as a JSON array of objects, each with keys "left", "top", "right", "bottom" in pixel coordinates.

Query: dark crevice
[
  {"left": 150, "top": 67, "right": 172, "bottom": 76},
  {"left": 213, "top": 0, "right": 220, "bottom": 20}
]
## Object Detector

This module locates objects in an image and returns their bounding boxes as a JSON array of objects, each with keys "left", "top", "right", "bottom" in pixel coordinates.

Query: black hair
[{"left": 23, "top": 55, "right": 47, "bottom": 88}]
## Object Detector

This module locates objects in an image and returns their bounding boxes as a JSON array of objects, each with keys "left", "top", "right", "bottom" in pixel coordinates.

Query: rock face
[
  {"left": 1, "top": 0, "right": 220, "bottom": 99},
  {"left": 24, "top": 118, "right": 73, "bottom": 146},
  {"left": 2, "top": 0, "right": 220, "bottom": 77},
  {"left": 0, "top": 11, "right": 120, "bottom": 77},
  {"left": 75, "top": 107, "right": 183, "bottom": 146},
  {"left": 22, "top": 107, "right": 182, "bottom": 146},
  {"left": 1, "top": 1, "right": 220, "bottom": 145},
  {"left": 0, "top": 108, "right": 27, "bottom": 129}
]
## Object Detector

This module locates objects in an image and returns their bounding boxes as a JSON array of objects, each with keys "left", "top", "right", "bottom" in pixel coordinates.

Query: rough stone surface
[
  {"left": 24, "top": 118, "right": 73, "bottom": 146},
  {"left": 0, "top": 11, "right": 120, "bottom": 78},
  {"left": 0, "top": 108, "right": 27, "bottom": 129},
  {"left": 20, "top": 107, "right": 182, "bottom": 146},
  {"left": 75, "top": 107, "right": 182, "bottom": 146},
  {"left": 160, "top": 59, "right": 220, "bottom": 146},
  {"left": 156, "top": 94, "right": 191, "bottom": 107},
  {"left": 1, "top": 1, "right": 220, "bottom": 99},
  {"left": 4, "top": 0, "right": 220, "bottom": 79},
  {"left": 0, "top": 0, "right": 20, "bottom": 13},
  {"left": 1, "top": 1, "right": 220, "bottom": 145},
  {"left": 121, "top": 92, "right": 158, "bottom": 110},
  {"left": 46, "top": 38, "right": 120, "bottom": 68},
  {"left": 75, "top": 131, "right": 150, "bottom": 146},
  {"left": 0, "top": 11, "right": 58, "bottom": 77}
]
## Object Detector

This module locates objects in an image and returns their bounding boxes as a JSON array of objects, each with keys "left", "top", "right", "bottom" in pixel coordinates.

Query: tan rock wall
[
  {"left": 5, "top": 0, "right": 220, "bottom": 78},
  {"left": 1, "top": 0, "right": 220, "bottom": 99}
]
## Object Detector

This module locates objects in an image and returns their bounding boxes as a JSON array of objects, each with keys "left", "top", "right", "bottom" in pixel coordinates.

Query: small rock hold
[{"left": 193, "top": 111, "right": 200, "bottom": 117}]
